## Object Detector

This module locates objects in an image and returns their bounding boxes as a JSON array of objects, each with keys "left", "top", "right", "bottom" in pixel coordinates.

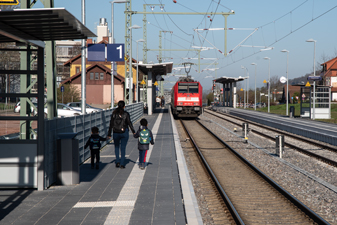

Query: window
[
  {"left": 76, "top": 66, "right": 80, "bottom": 74},
  {"left": 178, "top": 85, "right": 188, "bottom": 93},
  {"left": 100, "top": 73, "right": 104, "bottom": 80},
  {"left": 90, "top": 72, "right": 94, "bottom": 80},
  {"left": 178, "top": 83, "right": 199, "bottom": 93},
  {"left": 189, "top": 86, "right": 199, "bottom": 93},
  {"left": 95, "top": 72, "right": 99, "bottom": 80}
]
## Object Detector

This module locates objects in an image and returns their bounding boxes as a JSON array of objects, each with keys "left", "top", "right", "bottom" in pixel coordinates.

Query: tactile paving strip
[
  {"left": 73, "top": 201, "right": 136, "bottom": 208},
  {"left": 103, "top": 113, "right": 162, "bottom": 225}
]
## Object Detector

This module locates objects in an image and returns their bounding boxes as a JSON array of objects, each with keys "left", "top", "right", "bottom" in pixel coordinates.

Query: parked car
[
  {"left": 44, "top": 103, "right": 83, "bottom": 118},
  {"left": 14, "top": 101, "right": 38, "bottom": 114},
  {"left": 65, "top": 102, "right": 102, "bottom": 113}
]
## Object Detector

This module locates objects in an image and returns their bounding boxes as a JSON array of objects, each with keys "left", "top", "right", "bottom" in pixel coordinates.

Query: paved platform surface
[{"left": 0, "top": 108, "right": 202, "bottom": 225}]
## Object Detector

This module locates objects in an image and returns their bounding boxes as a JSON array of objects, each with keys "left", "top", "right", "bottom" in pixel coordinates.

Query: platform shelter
[
  {"left": 214, "top": 76, "right": 246, "bottom": 108},
  {"left": 137, "top": 62, "right": 173, "bottom": 115},
  {"left": 296, "top": 84, "right": 331, "bottom": 119},
  {"left": 0, "top": 8, "right": 96, "bottom": 190}
]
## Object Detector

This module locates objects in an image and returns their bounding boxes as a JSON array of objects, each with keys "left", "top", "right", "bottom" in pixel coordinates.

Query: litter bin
[
  {"left": 289, "top": 106, "right": 295, "bottom": 118},
  {"left": 57, "top": 132, "right": 79, "bottom": 185}
]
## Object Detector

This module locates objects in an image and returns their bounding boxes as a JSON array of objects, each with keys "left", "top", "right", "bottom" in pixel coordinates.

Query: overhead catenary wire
[{"left": 220, "top": 3, "right": 337, "bottom": 69}]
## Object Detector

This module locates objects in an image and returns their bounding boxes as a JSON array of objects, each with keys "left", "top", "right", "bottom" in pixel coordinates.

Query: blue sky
[{"left": 34, "top": 0, "right": 337, "bottom": 90}]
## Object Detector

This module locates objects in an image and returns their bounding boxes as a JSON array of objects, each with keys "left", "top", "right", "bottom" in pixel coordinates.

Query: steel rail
[
  {"left": 180, "top": 119, "right": 245, "bottom": 225},
  {"left": 195, "top": 119, "right": 329, "bottom": 225},
  {"left": 205, "top": 109, "right": 337, "bottom": 167}
]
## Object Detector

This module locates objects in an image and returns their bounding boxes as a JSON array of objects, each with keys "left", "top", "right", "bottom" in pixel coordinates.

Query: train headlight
[
  {"left": 178, "top": 102, "right": 183, "bottom": 105},
  {"left": 194, "top": 107, "right": 200, "bottom": 111},
  {"left": 193, "top": 102, "right": 198, "bottom": 105},
  {"left": 177, "top": 107, "right": 183, "bottom": 111}
]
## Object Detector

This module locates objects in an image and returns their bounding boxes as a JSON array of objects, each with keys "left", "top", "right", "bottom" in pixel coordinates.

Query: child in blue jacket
[
  {"left": 85, "top": 126, "right": 107, "bottom": 169},
  {"left": 133, "top": 118, "right": 154, "bottom": 169}
]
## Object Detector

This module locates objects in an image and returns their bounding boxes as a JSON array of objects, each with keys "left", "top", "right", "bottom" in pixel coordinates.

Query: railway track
[
  {"left": 205, "top": 109, "right": 337, "bottom": 168},
  {"left": 180, "top": 118, "right": 328, "bottom": 224}
]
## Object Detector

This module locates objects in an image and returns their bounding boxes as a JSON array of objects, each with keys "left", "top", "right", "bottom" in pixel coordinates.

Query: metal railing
[{"left": 44, "top": 102, "right": 144, "bottom": 188}]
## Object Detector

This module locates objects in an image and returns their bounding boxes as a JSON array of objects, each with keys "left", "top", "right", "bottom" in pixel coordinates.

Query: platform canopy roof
[
  {"left": 214, "top": 76, "right": 247, "bottom": 84},
  {"left": 0, "top": 8, "right": 96, "bottom": 47},
  {"left": 136, "top": 62, "right": 173, "bottom": 76}
]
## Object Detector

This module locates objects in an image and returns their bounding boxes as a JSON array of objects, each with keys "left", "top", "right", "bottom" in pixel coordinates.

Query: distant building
[
  {"left": 55, "top": 40, "right": 81, "bottom": 85},
  {"left": 321, "top": 57, "right": 337, "bottom": 100},
  {"left": 284, "top": 85, "right": 301, "bottom": 103},
  {"left": 96, "top": 18, "right": 109, "bottom": 43}
]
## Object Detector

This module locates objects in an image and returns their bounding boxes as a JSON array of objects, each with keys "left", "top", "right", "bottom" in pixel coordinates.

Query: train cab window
[
  {"left": 189, "top": 86, "right": 198, "bottom": 93},
  {"left": 188, "top": 83, "right": 199, "bottom": 93},
  {"left": 178, "top": 85, "right": 188, "bottom": 93}
]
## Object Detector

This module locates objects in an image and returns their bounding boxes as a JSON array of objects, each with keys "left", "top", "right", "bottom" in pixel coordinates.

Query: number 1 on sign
[{"left": 117, "top": 45, "right": 122, "bottom": 59}]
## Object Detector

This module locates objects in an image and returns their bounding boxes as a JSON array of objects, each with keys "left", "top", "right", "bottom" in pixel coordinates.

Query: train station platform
[{"left": 0, "top": 107, "right": 202, "bottom": 225}]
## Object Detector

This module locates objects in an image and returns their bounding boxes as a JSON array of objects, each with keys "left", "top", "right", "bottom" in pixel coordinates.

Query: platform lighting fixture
[
  {"left": 241, "top": 66, "right": 248, "bottom": 109},
  {"left": 264, "top": 57, "right": 271, "bottom": 113},
  {"left": 136, "top": 39, "right": 145, "bottom": 103},
  {"left": 251, "top": 63, "right": 257, "bottom": 111},
  {"left": 306, "top": 39, "right": 317, "bottom": 120},
  {"left": 110, "top": 0, "right": 128, "bottom": 108},
  {"left": 281, "top": 49, "right": 289, "bottom": 116},
  {"left": 128, "top": 24, "right": 142, "bottom": 105}
]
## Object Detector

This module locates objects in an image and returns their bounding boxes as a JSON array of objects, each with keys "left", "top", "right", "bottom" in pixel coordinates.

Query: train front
[{"left": 173, "top": 82, "right": 202, "bottom": 118}]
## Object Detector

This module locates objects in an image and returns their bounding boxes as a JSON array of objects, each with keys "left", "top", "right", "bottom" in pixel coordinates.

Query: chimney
[{"left": 103, "top": 36, "right": 109, "bottom": 43}]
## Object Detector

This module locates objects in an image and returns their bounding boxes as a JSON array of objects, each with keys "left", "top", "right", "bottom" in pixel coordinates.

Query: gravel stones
[{"left": 179, "top": 111, "right": 337, "bottom": 224}]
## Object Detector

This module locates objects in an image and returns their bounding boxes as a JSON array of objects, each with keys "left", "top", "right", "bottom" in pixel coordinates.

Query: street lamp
[
  {"left": 241, "top": 66, "right": 248, "bottom": 108},
  {"left": 110, "top": 0, "right": 128, "bottom": 108},
  {"left": 136, "top": 39, "right": 145, "bottom": 103},
  {"left": 251, "top": 63, "right": 257, "bottom": 110},
  {"left": 281, "top": 49, "right": 289, "bottom": 116},
  {"left": 264, "top": 57, "right": 271, "bottom": 113},
  {"left": 306, "top": 38, "right": 317, "bottom": 120},
  {"left": 128, "top": 24, "right": 142, "bottom": 105}
]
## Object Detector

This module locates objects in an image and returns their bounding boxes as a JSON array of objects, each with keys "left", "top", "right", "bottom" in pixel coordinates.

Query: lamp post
[
  {"left": 251, "top": 63, "right": 257, "bottom": 110},
  {"left": 241, "top": 66, "right": 248, "bottom": 108},
  {"left": 81, "top": 0, "right": 86, "bottom": 114},
  {"left": 128, "top": 24, "right": 141, "bottom": 105},
  {"left": 110, "top": 0, "right": 128, "bottom": 108},
  {"left": 264, "top": 57, "right": 271, "bottom": 113},
  {"left": 136, "top": 39, "right": 145, "bottom": 103},
  {"left": 281, "top": 49, "right": 289, "bottom": 116},
  {"left": 306, "top": 39, "right": 317, "bottom": 120}
]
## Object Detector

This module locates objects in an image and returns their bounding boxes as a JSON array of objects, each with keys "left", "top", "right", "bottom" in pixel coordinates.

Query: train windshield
[{"left": 178, "top": 83, "right": 198, "bottom": 93}]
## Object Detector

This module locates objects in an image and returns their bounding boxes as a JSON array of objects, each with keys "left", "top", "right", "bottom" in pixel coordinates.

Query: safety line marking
[{"left": 103, "top": 113, "right": 162, "bottom": 225}]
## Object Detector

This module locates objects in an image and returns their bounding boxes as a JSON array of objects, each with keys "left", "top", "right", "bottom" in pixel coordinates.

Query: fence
[{"left": 44, "top": 102, "right": 144, "bottom": 188}]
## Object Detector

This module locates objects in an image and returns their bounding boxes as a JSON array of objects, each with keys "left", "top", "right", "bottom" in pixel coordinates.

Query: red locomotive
[{"left": 171, "top": 78, "right": 203, "bottom": 118}]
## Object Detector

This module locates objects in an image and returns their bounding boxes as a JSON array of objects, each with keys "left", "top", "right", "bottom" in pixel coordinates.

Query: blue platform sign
[
  {"left": 307, "top": 76, "right": 322, "bottom": 81},
  {"left": 87, "top": 44, "right": 105, "bottom": 61},
  {"left": 60, "top": 86, "right": 64, "bottom": 92},
  {"left": 107, "top": 44, "right": 125, "bottom": 61}
]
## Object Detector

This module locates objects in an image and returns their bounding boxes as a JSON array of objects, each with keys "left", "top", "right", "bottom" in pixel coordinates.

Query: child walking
[
  {"left": 134, "top": 118, "right": 154, "bottom": 170},
  {"left": 84, "top": 126, "right": 107, "bottom": 170}
]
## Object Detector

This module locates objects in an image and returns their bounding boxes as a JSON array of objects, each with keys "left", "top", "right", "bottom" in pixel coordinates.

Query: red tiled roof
[{"left": 61, "top": 63, "right": 124, "bottom": 84}]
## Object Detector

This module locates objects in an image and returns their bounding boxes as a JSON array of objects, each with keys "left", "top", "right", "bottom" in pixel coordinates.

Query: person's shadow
[{"left": 110, "top": 158, "right": 136, "bottom": 167}]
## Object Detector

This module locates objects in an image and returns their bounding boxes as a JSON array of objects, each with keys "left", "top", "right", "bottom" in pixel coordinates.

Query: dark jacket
[
  {"left": 108, "top": 110, "right": 135, "bottom": 136},
  {"left": 133, "top": 125, "right": 154, "bottom": 150},
  {"left": 84, "top": 134, "right": 107, "bottom": 150}
]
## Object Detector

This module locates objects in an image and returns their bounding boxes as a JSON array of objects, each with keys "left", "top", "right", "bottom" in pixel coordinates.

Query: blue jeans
[
  {"left": 138, "top": 150, "right": 148, "bottom": 164},
  {"left": 113, "top": 129, "right": 129, "bottom": 166}
]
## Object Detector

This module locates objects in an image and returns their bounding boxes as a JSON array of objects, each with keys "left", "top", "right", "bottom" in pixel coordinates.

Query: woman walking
[{"left": 107, "top": 100, "right": 135, "bottom": 169}]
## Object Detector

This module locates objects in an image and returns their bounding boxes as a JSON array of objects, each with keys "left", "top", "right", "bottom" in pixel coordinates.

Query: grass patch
[{"left": 0, "top": 103, "right": 14, "bottom": 110}]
